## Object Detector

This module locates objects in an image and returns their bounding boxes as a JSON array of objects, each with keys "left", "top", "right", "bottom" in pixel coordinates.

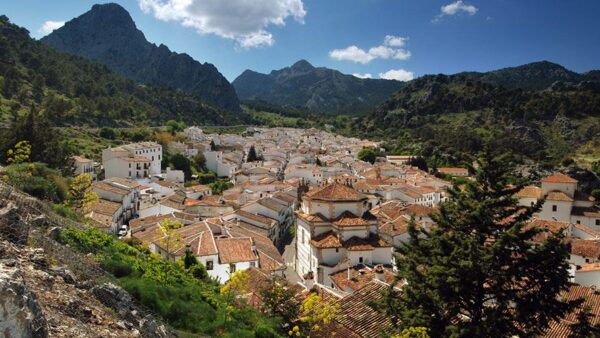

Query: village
[{"left": 62, "top": 126, "right": 600, "bottom": 335}]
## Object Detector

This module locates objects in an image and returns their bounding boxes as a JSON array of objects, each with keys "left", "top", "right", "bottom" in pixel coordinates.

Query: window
[
  {"left": 359, "top": 257, "right": 363, "bottom": 263},
  {"left": 577, "top": 220, "right": 581, "bottom": 224},
  {"left": 129, "top": 163, "right": 131, "bottom": 168},
  {"left": 158, "top": 155, "right": 161, "bottom": 160},
  {"left": 335, "top": 248, "right": 339, "bottom": 253},
  {"left": 152, "top": 156, "right": 154, "bottom": 161},
  {"left": 250, "top": 261, "right": 256, "bottom": 267},
  {"left": 206, "top": 260, "right": 213, "bottom": 270},
  {"left": 596, "top": 220, "right": 600, "bottom": 226},
  {"left": 229, "top": 263, "right": 236, "bottom": 273},
  {"left": 552, "top": 205, "right": 557, "bottom": 212}
]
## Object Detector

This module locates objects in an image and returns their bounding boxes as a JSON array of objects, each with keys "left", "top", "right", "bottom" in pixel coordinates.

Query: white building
[
  {"left": 295, "top": 183, "right": 393, "bottom": 288},
  {"left": 72, "top": 156, "right": 96, "bottom": 179},
  {"left": 102, "top": 142, "right": 162, "bottom": 179}
]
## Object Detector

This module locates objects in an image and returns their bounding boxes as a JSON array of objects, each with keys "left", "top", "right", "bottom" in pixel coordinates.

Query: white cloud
[
  {"left": 138, "top": 0, "right": 306, "bottom": 48},
  {"left": 384, "top": 35, "right": 408, "bottom": 47},
  {"left": 434, "top": 1, "right": 478, "bottom": 22},
  {"left": 379, "top": 69, "right": 414, "bottom": 82},
  {"left": 329, "top": 35, "right": 410, "bottom": 64},
  {"left": 353, "top": 73, "right": 372, "bottom": 79},
  {"left": 38, "top": 20, "right": 65, "bottom": 35}
]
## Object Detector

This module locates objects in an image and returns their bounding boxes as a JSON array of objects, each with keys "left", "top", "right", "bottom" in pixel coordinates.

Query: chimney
[
  {"left": 374, "top": 264, "right": 385, "bottom": 281},
  {"left": 303, "top": 271, "right": 315, "bottom": 289}
]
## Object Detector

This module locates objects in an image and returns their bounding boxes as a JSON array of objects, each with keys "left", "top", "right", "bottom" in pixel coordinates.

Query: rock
[
  {"left": 50, "top": 267, "right": 77, "bottom": 284},
  {"left": 0, "top": 203, "right": 29, "bottom": 244},
  {"left": 29, "top": 214, "right": 48, "bottom": 228},
  {"left": 29, "top": 248, "right": 48, "bottom": 269},
  {"left": 46, "top": 226, "right": 62, "bottom": 241},
  {"left": 0, "top": 260, "right": 48, "bottom": 338}
]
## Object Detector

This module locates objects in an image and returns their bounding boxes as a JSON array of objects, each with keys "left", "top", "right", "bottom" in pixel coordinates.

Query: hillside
[
  {"left": 233, "top": 60, "right": 405, "bottom": 115},
  {"left": 42, "top": 3, "right": 241, "bottom": 112},
  {"left": 0, "top": 15, "right": 243, "bottom": 127},
  {"left": 357, "top": 74, "right": 600, "bottom": 165},
  {"left": 458, "top": 61, "right": 599, "bottom": 91}
]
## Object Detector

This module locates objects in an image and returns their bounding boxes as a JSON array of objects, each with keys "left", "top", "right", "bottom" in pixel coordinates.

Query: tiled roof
[
  {"left": 542, "top": 285, "right": 600, "bottom": 338},
  {"left": 184, "top": 184, "right": 211, "bottom": 193},
  {"left": 329, "top": 265, "right": 395, "bottom": 292},
  {"left": 305, "top": 183, "right": 367, "bottom": 201},
  {"left": 310, "top": 231, "right": 343, "bottom": 249},
  {"left": 542, "top": 173, "right": 578, "bottom": 184},
  {"left": 343, "top": 235, "right": 392, "bottom": 251},
  {"left": 379, "top": 217, "right": 409, "bottom": 237},
  {"left": 215, "top": 237, "right": 257, "bottom": 264},
  {"left": 570, "top": 239, "right": 600, "bottom": 258},
  {"left": 403, "top": 204, "right": 435, "bottom": 218},
  {"left": 92, "top": 182, "right": 129, "bottom": 196},
  {"left": 332, "top": 211, "right": 371, "bottom": 227},
  {"left": 438, "top": 167, "right": 468, "bottom": 175},
  {"left": 516, "top": 186, "right": 543, "bottom": 199},
  {"left": 231, "top": 210, "right": 277, "bottom": 227},
  {"left": 131, "top": 224, "right": 164, "bottom": 245},
  {"left": 546, "top": 191, "right": 574, "bottom": 202},
  {"left": 332, "top": 281, "right": 394, "bottom": 338},
  {"left": 89, "top": 199, "right": 121, "bottom": 216}
]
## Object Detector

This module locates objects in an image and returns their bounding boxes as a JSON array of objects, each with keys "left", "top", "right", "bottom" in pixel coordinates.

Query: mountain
[
  {"left": 458, "top": 61, "right": 598, "bottom": 91},
  {"left": 357, "top": 72, "right": 600, "bottom": 165},
  {"left": 232, "top": 60, "right": 405, "bottom": 115},
  {"left": 42, "top": 3, "right": 240, "bottom": 112},
  {"left": 0, "top": 15, "right": 242, "bottom": 127}
]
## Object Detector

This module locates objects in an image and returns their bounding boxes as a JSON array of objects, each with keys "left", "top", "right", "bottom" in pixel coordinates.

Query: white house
[
  {"left": 72, "top": 156, "right": 96, "bottom": 179},
  {"left": 102, "top": 142, "right": 162, "bottom": 179}
]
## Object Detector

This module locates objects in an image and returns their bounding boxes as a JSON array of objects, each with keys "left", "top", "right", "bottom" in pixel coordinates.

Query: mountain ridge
[
  {"left": 232, "top": 60, "right": 405, "bottom": 115},
  {"left": 42, "top": 3, "right": 241, "bottom": 112}
]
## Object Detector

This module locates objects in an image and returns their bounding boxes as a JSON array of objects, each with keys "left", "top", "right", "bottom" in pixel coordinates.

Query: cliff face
[{"left": 42, "top": 3, "right": 241, "bottom": 113}]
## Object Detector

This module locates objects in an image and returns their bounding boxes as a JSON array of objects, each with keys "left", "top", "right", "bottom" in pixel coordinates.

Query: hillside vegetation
[{"left": 0, "top": 15, "right": 243, "bottom": 128}]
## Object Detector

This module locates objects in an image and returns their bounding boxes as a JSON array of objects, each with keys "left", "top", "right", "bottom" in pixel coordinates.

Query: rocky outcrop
[
  {"left": 42, "top": 3, "right": 241, "bottom": 113},
  {"left": 0, "top": 258, "right": 48, "bottom": 338}
]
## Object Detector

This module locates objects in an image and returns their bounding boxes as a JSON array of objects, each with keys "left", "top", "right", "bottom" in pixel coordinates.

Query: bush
[
  {"left": 99, "top": 127, "right": 116, "bottom": 139},
  {"left": 2, "top": 163, "right": 69, "bottom": 202}
]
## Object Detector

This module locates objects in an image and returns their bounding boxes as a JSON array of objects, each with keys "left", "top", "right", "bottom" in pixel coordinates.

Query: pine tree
[
  {"left": 381, "top": 154, "right": 578, "bottom": 337},
  {"left": 247, "top": 145, "right": 258, "bottom": 162}
]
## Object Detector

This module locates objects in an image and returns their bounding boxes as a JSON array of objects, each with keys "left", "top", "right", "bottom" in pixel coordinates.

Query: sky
[{"left": 2, "top": 0, "right": 600, "bottom": 82}]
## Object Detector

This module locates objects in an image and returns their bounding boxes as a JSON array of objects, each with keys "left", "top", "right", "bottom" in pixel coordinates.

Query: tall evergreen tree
[
  {"left": 381, "top": 154, "right": 578, "bottom": 337},
  {"left": 247, "top": 145, "right": 258, "bottom": 162},
  {"left": 570, "top": 305, "right": 600, "bottom": 338}
]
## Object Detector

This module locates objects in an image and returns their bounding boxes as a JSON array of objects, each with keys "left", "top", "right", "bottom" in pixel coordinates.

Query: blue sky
[{"left": 2, "top": 0, "right": 600, "bottom": 81}]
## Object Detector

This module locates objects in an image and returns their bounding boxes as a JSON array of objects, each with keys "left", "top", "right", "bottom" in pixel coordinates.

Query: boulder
[{"left": 0, "top": 259, "right": 48, "bottom": 338}]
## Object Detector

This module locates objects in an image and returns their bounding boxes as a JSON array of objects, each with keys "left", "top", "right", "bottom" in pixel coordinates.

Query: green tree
[
  {"left": 169, "top": 153, "right": 192, "bottom": 180},
  {"left": 408, "top": 156, "right": 428, "bottom": 172},
  {"left": 357, "top": 147, "right": 377, "bottom": 164},
  {"left": 247, "top": 145, "right": 258, "bottom": 162},
  {"left": 192, "top": 152, "right": 206, "bottom": 171},
  {"left": 6, "top": 140, "right": 31, "bottom": 164},
  {"left": 67, "top": 173, "right": 99, "bottom": 213},
  {"left": 260, "top": 278, "right": 300, "bottom": 326},
  {"left": 158, "top": 218, "right": 184, "bottom": 260},
  {"left": 381, "top": 154, "right": 578, "bottom": 337},
  {"left": 166, "top": 120, "right": 186, "bottom": 134},
  {"left": 99, "top": 127, "right": 116, "bottom": 139},
  {"left": 394, "top": 327, "right": 431, "bottom": 338}
]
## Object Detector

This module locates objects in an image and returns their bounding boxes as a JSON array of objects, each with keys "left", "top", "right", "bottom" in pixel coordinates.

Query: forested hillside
[
  {"left": 0, "top": 15, "right": 243, "bottom": 128},
  {"left": 356, "top": 74, "right": 600, "bottom": 166}
]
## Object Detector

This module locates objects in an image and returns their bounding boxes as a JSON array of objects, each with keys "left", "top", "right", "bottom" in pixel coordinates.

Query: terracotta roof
[
  {"left": 131, "top": 224, "right": 164, "bottom": 246},
  {"left": 89, "top": 199, "right": 121, "bottom": 216},
  {"left": 119, "top": 156, "right": 150, "bottom": 163},
  {"left": 403, "top": 204, "right": 435, "bottom": 218},
  {"left": 516, "top": 186, "right": 543, "bottom": 199},
  {"left": 231, "top": 210, "right": 277, "bottom": 227},
  {"left": 310, "top": 231, "right": 343, "bottom": 249},
  {"left": 546, "top": 191, "right": 574, "bottom": 202},
  {"left": 570, "top": 239, "right": 600, "bottom": 259},
  {"left": 572, "top": 223, "right": 600, "bottom": 238},
  {"left": 329, "top": 265, "right": 395, "bottom": 292},
  {"left": 332, "top": 281, "right": 393, "bottom": 338},
  {"left": 438, "top": 167, "right": 468, "bottom": 175},
  {"left": 305, "top": 183, "right": 367, "bottom": 201},
  {"left": 92, "top": 182, "right": 129, "bottom": 196},
  {"left": 542, "top": 173, "right": 578, "bottom": 184},
  {"left": 215, "top": 237, "right": 257, "bottom": 264},
  {"left": 379, "top": 217, "right": 409, "bottom": 237},
  {"left": 332, "top": 211, "right": 371, "bottom": 227},
  {"left": 542, "top": 285, "right": 600, "bottom": 338},
  {"left": 343, "top": 235, "right": 392, "bottom": 251},
  {"left": 184, "top": 184, "right": 211, "bottom": 193}
]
